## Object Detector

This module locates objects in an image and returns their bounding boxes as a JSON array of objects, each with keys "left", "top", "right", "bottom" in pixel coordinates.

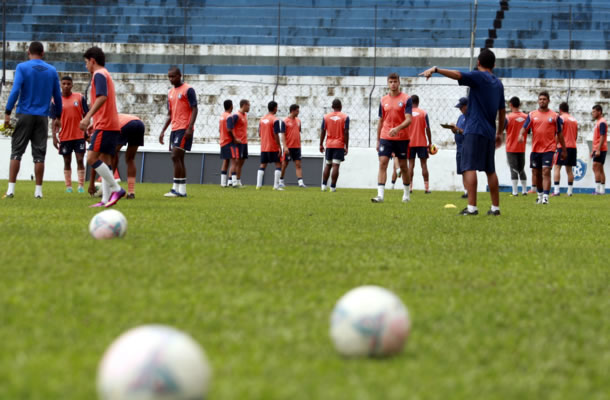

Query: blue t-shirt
[
  {"left": 5, "top": 59, "right": 62, "bottom": 117},
  {"left": 457, "top": 70, "right": 505, "bottom": 140},
  {"left": 455, "top": 114, "right": 466, "bottom": 150}
]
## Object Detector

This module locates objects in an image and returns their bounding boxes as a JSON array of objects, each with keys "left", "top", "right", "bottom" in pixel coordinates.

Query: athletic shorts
[
  {"left": 236, "top": 143, "right": 248, "bottom": 159},
  {"left": 260, "top": 151, "right": 281, "bottom": 164},
  {"left": 59, "top": 139, "right": 86, "bottom": 155},
  {"left": 530, "top": 151, "right": 554, "bottom": 169},
  {"left": 118, "top": 120, "right": 145, "bottom": 147},
  {"left": 170, "top": 129, "right": 193, "bottom": 151},
  {"left": 285, "top": 148, "right": 302, "bottom": 162},
  {"left": 456, "top": 151, "right": 463, "bottom": 175},
  {"left": 220, "top": 144, "right": 237, "bottom": 160},
  {"left": 593, "top": 150, "right": 607, "bottom": 164},
  {"left": 461, "top": 134, "right": 495, "bottom": 173},
  {"left": 89, "top": 130, "right": 119, "bottom": 156},
  {"left": 379, "top": 139, "right": 409, "bottom": 159},
  {"left": 325, "top": 148, "right": 345, "bottom": 164},
  {"left": 555, "top": 147, "right": 577, "bottom": 167},
  {"left": 506, "top": 152, "right": 526, "bottom": 179},
  {"left": 408, "top": 146, "right": 429, "bottom": 159},
  {"left": 10, "top": 113, "right": 48, "bottom": 163}
]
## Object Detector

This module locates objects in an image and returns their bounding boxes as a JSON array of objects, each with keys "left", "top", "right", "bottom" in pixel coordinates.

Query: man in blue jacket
[{"left": 4, "top": 41, "right": 62, "bottom": 199}]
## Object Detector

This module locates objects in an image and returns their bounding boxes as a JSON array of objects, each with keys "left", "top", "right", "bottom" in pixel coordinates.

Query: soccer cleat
[
  {"left": 66, "top": 187, "right": 73, "bottom": 193},
  {"left": 2, "top": 193, "right": 14, "bottom": 199},
  {"left": 487, "top": 209, "right": 501, "bottom": 216},
  {"left": 567, "top": 193, "right": 573, "bottom": 197},
  {"left": 425, "top": 190, "right": 431, "bottom": 194},
  {"left": 221, "top": 184, "right": 227, "bottom": 188},
  {"left": 278, "top": 182, "right": 286, "bottom": 188},
  {"left": 164, "top": 189, "right": 179, "bottom": 197},
  {"left": 126, "top": 193, "right": 135, "bottom": 199},
  {"left": 551, "top": 193, "right": 560, "bottom": 197},
  {"left": 536, "top": 197, "right": 542, "bottom": 204},
  {"left": 299, "top": 183, "right": 307, "bottom": 188},
  {"left": 35, "top": 194, "right": 42, "bottom": 199},
  {"left": 105, "top": 188, "right": 126, "bottom": 208},
  {"left": 256, "top": 186, "right": 262, "bottom": 191},
  {"left": 459, "top": 208, "right": 478, "bottom": 216},
  {"left": 273, "top": 187, "right": 285, "bottom": 191},
  {"left": 330, "top": 187, "right": 337, "bottom": 192},
  {"left": 510, "top": 193, "right": 519, "bottom": 197},
  {"left": 371, "top": 196, "right": 384, "bottom": 203},
  {"left": 89, "top": 201, "right": 106, "bottom": 208},
  {"left": 542, "top": 197, "right": 549, "bottom": 205},
  {"left": 77, "top": 186, "right": 85, "bottom": 193},
  {"left": 461, "top": 193, "right": 468, "bottom": 198},
  {"left": 402, "top": 195, "right": 410, "bottom": 203},
  {"left": 522, "top": 192, "right": 528, "bottom": 196}
]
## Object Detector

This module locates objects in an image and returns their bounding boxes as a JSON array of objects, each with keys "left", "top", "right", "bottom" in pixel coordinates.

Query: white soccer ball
[
  {"left": 94, "top": 181, "right": 103, "bottom": 197},
  {"left": 89, "top": 209, "right": 127, "bottom": 239},
  {"left": 330, "top": 285, "right": 411, "bottom": 357},
  {"left": 97, "top": 325, "right": 212, "bottom": 400}
]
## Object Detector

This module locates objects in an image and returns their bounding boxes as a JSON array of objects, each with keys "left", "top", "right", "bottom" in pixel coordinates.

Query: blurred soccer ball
[
  {"left": 429, "top": 144, "right": 438, "bottom": 155},
  {"left": 94, "top": 182, "right": 103, "bottom": 197},
  {"left": 330, "top": 285, "right": 410, "bottom": 357},
  {"left": 89, "top": 209, "right": 127, "bottom": 239},
  {"left": 97, "top": 325, "right": 212, "bottom": 400}
]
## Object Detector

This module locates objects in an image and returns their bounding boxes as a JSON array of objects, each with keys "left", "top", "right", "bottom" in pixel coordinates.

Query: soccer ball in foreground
[
  {"left": 97, "top": 325, "right": 212, "bottom": 400},
  {"left": 89, "top": 209, "right": 127, "bottom": 239},
  {"left": 429, "top": 144, "right": 438, "bottom": 155},
  {"left": 330, "top": 285, "right": 410, "bottom": 357}
]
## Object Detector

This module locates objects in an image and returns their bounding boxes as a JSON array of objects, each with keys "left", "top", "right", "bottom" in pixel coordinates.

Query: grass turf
[{"left": 0, "top": 180, "right": 608, "bottom": 400}]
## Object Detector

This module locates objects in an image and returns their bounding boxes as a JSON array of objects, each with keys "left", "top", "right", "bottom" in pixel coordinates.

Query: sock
[
  {"left": 172, "top": 178, "right": 179, "bottom": 192},
  {"left": 521, "top": 180, "right": 528, "bottom": 194},
  {"left": 424, "top": 181, "right": 429, "bottom": 191},
  {"left": 279, "top": 178, "right": 285, "bottom": 186},
  {"left": 567, "top": 182, "right": 573, "bottom": 195},
  {"left": 77, "top": 169, "right": 85, "bottom": 188},
  {"left": 298, "top": 178, "right": 304, "bottom": 186},
  {"left": 543, "top": 190, "right": 549, "bottom": 195},
  {"left": 602, "top": 183, "right": 606, "bottom": 194},
  {"left": 274, "top": 169, "right": 281, "bottom": 188},
  {"left": 7, "top": 182, "right": 15, "bottom": 195},
  {"left": 232, "top": 174, "right": 237, "bottom": 186},
  {"left": 511, "top": 179, "right": 518, "bottom": 195},
  {"left": 178, "top": 182, "right": 186, "bottom": 195},
  {"left": 257, "top": 169, "right": 264, "bottom": 188},
  {"left": 463, "top": 189, "right": 468, "bottom": 195},
  {"left": 596, "top": 181, "right": 601, "bottom": 194},
  {"left": 221, "top": 171, "right": 227, "bottom": 186},
  {"left": 102, "top": 178, "right": 110, "bottom": 203},
  {"left": 532, "top": 185, "right": 537, "bottom": 193},
  {"left": 553, "top": 181, "right": 560, "bottom": 194},
  {"left": 128, "top": 177, "right": 135, "bottom": 194},
  {"left": 403, "top": 186, "right": 410, "bottom": 199},
  {"left": 491, "top": 205, "right": 500, "bottom": 212},
  {"left": 64, "top": 170, "right": 72, "bottom": 187},
  {"left": 377, "top": 184, "right": 385, "bottom": 199},
  {"left": 35, "top": 185, "right": 42, "bottom": 197},
  {"left": 321, "top": 184, "right": 327, "bottom": 191},
  {"left": 237, "top": 179, "right": 242, "bottom": 185},
  {"left": 330, "top": 186, "right": 336, "bottom": 192},
  {"left": 93, "top": 160, "right": 121, "bottom": 192},
  {"left": 467, "top": 205, "right": 477, "bottom": 213}
]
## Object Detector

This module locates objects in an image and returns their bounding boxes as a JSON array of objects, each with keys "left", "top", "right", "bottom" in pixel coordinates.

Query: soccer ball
[
  {"left": 89, "top": 210, "right": 127, "bottom": 239},
  {"left": 97, "top": 325, "right": 212, "bottom": 400},
  {"left": 330, "top": 285, "right": 410, "bottom": 357},
  {"left": 429, "top": 144, "right": 438, "bottom": 155}
]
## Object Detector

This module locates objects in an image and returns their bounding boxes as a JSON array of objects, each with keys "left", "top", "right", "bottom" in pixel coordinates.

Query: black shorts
[
  {"left": 530, "top": 151, "right": 554, "bottom": 169},
  {"left": 325, "top": 148, "right": 345, "bottom": 164},
  {"left": 118, "top": 120, "right": 145, "bottom": 147},
  {"left": 408, "top": 146, "right": 428, "bottom": 159},
  {"left": 59, "top": 139, "right": 86, "bottom": 155},
  {"left": 260, "top": 151, "right": 281, "bottom": 164},
  {"left": 456, "top": 151, "right": 463, "bottom": 175},
  {"left": 170, "top": 129, "right": 193, "bottom": 151},
  {"left": 89, "top": 130, "right": 119, "bottom": 156},
  {"left": 220, "top": 143, "right": 239, "bottom": 160},
  {"left": 593, "top": 150, "right": 607, "bottom": 164},
  {"left": 461, "top": 134, "right": 495, "bottom": 173},
  {"left": 379, "top": 139, "right": 409, "bottom": 159},
  {"left": 285, "top": 148, "right": 302, "bottom": 162},
  {"left": 10, "top": 113, "right": 48, "bottom": 163},
  {"left": 236, "top": 143, "right": 248, "bottom": 159},
  {"left": 555, "top": 148, "right": 577, "bottom": 167}
]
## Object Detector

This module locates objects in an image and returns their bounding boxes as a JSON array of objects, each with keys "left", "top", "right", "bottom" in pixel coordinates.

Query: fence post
[
  {"left": 2, "top": 0, "right": 6, "bottom": 92},
  {"left": 368, "top": 4, "right": 377, "bottom": 148},
  {"left": 182, "top": 0, "right": 188, "bottom": 77},
  {"left": 567, "top": 4, "right": 573, "bottom": 103},
  {"left": 272, "top": 2, "right": 281, "bottom": 101}
]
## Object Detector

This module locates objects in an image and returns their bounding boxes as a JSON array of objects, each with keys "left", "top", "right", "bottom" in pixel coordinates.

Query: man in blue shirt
[
  {"left": 4, "top": 41, "right": 62, "bottom": 199},
  {"left": 420, "top": 49, "right": 506, "bottom": 216},
  {"left": 450, "top": 97, "right": 468, "bottom": 199}
]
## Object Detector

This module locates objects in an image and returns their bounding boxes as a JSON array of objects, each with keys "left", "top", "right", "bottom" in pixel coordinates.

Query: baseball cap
[{"left": 455, "top": 97, "right": 468, "bottom": 108}]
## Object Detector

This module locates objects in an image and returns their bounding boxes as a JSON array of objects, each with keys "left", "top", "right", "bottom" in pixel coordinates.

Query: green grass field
[{"left": 0, "top": 180, "right": 608, "bottom": 400}]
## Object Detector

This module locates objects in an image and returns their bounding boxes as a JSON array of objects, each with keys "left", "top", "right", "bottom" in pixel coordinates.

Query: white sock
[
  {"left": 554, "top": 183, "right": 560, "bottom": 195},
  {"left": 567, "top": 184, "right": 573, "bottom": 195},
  {"left": 95, "top": 163, "right": 120, "bottom": 192},
  {"left": 257, "top": 169, "right": 264, "bottom": 188},
  {"left": 511, "top": 179, "right": 518, "bottom": 195},
  {"left": 279, "top": 178, "right": 285, "bottom": 185},
  {"left": 34, "top": 185, "right": 42, "bottom": 197},
  {"left": 172, "top": 178, "right": 178, "bottom": 191},
  {"left": 102, "top": 178, "right": 110, "bottom": 203},
  {"left": 521, "top": 180, "right": 528, "bottom": 194},
  {"left": 467, "top": 205, "right": 477, "bottom": 213},
  {"left": 298, "top": 178, "right": 304, "bottom": 186},
  {"left": 377, "top": 185, "right": 385, "bottom": 199},
  {"left": 463, "top": 189, "right": 468, "bottom": 195},
  {"left": 237, "top": 179, "right": 242, "bottom": 185},
  {"left": 602, "top": 183, "right": 606, "bottom": 194},
  {"left": 491, "top": 205, "right": 500, "bottom": 212},
  {"left": 330, "top": 187, "right": 336, "bottom": 192},
  {"left": 274, "top": 169, "right": 281, "bottom": 188},
  {"left": 221, "top": 173, "right": 227, "bottom": 186},
  {"left": 403, "top": 186, "right": 410, "bottom": 199},
  {"left": 232, "top": 174, "right": 237, "bottom": 185},
  {"left": 7, "top": 182, "right": 15, "bottom": 195},
  {"left": 321, "top": 184, "right": 327, "bottom": 191},
  {"left": 178, "top": 183, "right": 186, "bottom": 195},
  {"left": 596, "top": 183, "right": 601, "bottom": 194}
]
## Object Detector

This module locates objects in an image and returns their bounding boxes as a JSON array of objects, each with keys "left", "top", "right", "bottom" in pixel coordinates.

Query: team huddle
[{"left": 3, "top": 44, "right": 607, "bottom": 212}]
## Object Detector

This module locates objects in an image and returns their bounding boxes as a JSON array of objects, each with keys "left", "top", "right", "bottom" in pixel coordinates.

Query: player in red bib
[
  {"left": 320, "top": 99, "right": 349, "bottom": 192},
  {"left": 504, "top": 96, "right": 528, "bottom": 196},
  {"left": 279, "top": 104, "right": 306, "bottom": 188},
  {"left": 372, "top": 73, "right": 412, "bottom": 203},
  {"left": 80, "top": 47, "right": 126, "bottom": 208},
  {"left": 51, "top": 76, "right": 89, "bottom": 193},
  {"left": 519, "top": 91, "right": 567, "bottom": 204},
  {"left": 226, "top": 99, "right": 250, "bottom": 187},
  {"left": 219, "top": 99, "right": 236, "bottom": 187},
  {"left": 407, "top": 95, "right": 432, "bottom": 194},
  {"left": 256, "top": 101, "right": 286, "bottom": 190},
  {"left": 159, "top": 67, "right": 198, "bottom": 197},
  {"left": 591, "top": 104, "right": 607, "bottom": 195},
  {"left": 552, "top": 102, "right": 578, "bottom": 196}
]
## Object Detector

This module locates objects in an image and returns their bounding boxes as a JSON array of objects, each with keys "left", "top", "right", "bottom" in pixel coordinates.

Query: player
[
  {"left": 371, "top": 73, "right": 412, "bottom": 203},
  {"left": 320, "top": 99, "right": 349, "bottom": 192},
  {"left": 407, "top": 95, "right": 432, "bottom": 194},
  {"left": 219, "top": 99, "right": 236, "bottom": 187},
  {"left": 3, "top": 41, "right": 62, "bottom": 199},
  {"left": 158, "top": 67, "right": 198, "bottom": 198},
  {"left": 226, "top": 99, "right": 250, "bottom": 187},
  {"left": 552, "top": 102, "right": 578, "bottom": 196},
  {"left": 591, "top": 104, "right": 607, "bottom": 195},
  {"left": 79, "top": 46, "right": 125, "bottom": 207},
  {"left": 51, "top": 76, "right": 89, "bottom": 193},
  {"left": 256, "top": 101, "right": 286, "bottom": 190},
  {"left": 518, "top": 91, "right": 567, "bottom": 204},
  {"left": 420, "top": 49, "right": 505, "bottom": 216},
  {"left": 504, "top": 96, "right": 528, "bottom": 196},
  {"left": 279, "top": 104, "right": 307, "bottom": 188},
  {"left": 448, "top": 97, "right": 469, "bottom": 198}
]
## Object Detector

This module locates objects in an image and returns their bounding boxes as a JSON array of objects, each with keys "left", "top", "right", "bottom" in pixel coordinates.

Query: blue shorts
[
  {"left": 408, "top": 146, "right": 428, "bottom": 159},
  {"left": 236, "top": 143, "right": 248, "bottom": 159},
  {"left": 220, "top": 143, "right": 239, "bottom": 160},
  {"left": 555, "top": 148, "right": 577, "bottom": 167},
  {"left": 530, "top": 151, "right": 554, "bottom": 169},
  {"left": 118, "top": 120, "right": 145, "bottom": 147},
  {"left": 89, "top": 130, "right": 119, "bottom": 155},
  {"left": 461, "top": 134, "right": 495, "bottom": 173},
  {"left": 170, "top": 129, "right": 192, "bottom": 151},
  {"left": 261, "top": 151, "right": 281, "bottom": 164},
  {"left": 379, "top": 139, "right": 409, "bottom": 159},
  {"left": 286, "top": 148, "right": 302, "bottom": 162},
  {"left": 593, "top": 150, "right": 607, "bottom": 164},
  {"left": 456, "top": 151, "right": 463, "bottom": 175},
  {"left": 325, "top": 148, "right": 345, "bottom": 164},
  {"left": 59, "top": 139, "right": 86, "bottom": 155}
]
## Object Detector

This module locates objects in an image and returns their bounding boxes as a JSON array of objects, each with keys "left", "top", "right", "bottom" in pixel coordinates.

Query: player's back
[
  {"left": 12, "top": 59, "right": 60, "bottom": 116},
  {"left": 459, "top": 71, "right": 504, "bottom": 138},
  {"left": 219, "top": 111, "right": 232, "bottom": 146},
  {"left": 505, "top": 111, "right": 527, "bottom": 153},
  {"left": 408, "top": 107, "right": 428, "bottom": 146},
  {"left": 558, "top": 113, "right": 577, "bottom": 148},
  {"left": 324, "top": 111, "right": 349, "bottom": 148},
  {"left": 259, "top": 113, "right": 281, "bottom": 152}
]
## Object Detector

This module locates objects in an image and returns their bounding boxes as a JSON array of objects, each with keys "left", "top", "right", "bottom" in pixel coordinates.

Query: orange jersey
[
  {"left": 118, "top": 113, "right": 141, "bottom": 128},
  {"left": 219, "top": 111, "right": 233, "bottom": 146},
  {"left": 407, "top": 107, "right": 429, "bottom": 146},
  {"left": 259, "top": 113, "right": 283, "bottom": 152},
  {"left": 228, "top": 111, "right": 248, "bottom": 143},
  {"left": 524, "top": 109, "right": 560, "bottom": 153},
  {"left": 323, "top": 111, "right": 349, "bottom": 149},
  {"left": 379, "top": 92, "right": 412, "bottom": 141},
  {"left": 283, "top": 116, "right": 301, "bottom": 148},
  {"left": 57, "top": 92, "right": 87, "bottom": 142},
  {"left": 558, "top": 113, "right": 577, "bottom": 149},
  {"left": 168, "top": 83, "right": 197, "bottom": 132},
  {"left": 505, "top": 111, "right": 528, "bottom": 153},
  {"left": 90, "top": 68, "right": 120, "bottom": 131},
  {"left": 593, "top": 117, "right": 608, "bottom": 152}
]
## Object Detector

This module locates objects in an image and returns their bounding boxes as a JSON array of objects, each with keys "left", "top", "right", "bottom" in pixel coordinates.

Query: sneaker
[
  {"left": 425, "top": 190, "right": 431, "bottom": 194},
  {"left": 256, "top": 186, "right": 262, "bottom": 191},
  {"left": 126, "top": 193, "right": 135, "bottom": 199},
  {"left": 66, "top": 187, "right": 73, "bottom": 193},
  {"left": 89, "top": 201, "right": 106, "bottom": 208},
  {"left": 77, "top": 186, "right": 85, "bottom": 193},
  {"left": 2, "top": 193, "right": 14, "bottom": 199},
  {"left": 510, "top": 193, "right": 519, "bottom": 197},
  {"left": 164, "top": 189, "right": 179, "bottom": 197},
  {"left": 487, "top": 209, "right": 501, "bottom": 216},
  {"left": 299, "top": 183, "right": 307, "bottom": 188},
  {"left": 551, "top": 192, "right": 560, "bottom": 197},
  {"left": 321, "top": 186, "right": 327, "bottom": 192},
  {"left": 330, "top": 187, "right": 337, "bottom": 192},
  {"left": 542, "top": 197, "right": 549, "bottom": 205},
  {"left": 105, "top": 188, "right": 126, "bottom": 208},
  {"left": 459, "top": 207, "right": 478, "bottom": 216},
  {"left": 567, "top": 193, "right": 573, "bottom": 197},
  {"left": 461, "top": 193, "right": 468, "bottom": 199},
  {"left": 273, "top": 187, "right": 285, "bottom": 191},
  {"left": 278, "top": 182, "right": 286, "bottom": 188},
  {"left": 402, "top": 195, "right": 410, "bottom": 203},
  {"left": 522, "top": 192, "right": 528, "bottom": 196},
  {"left": 371, "top": 196, "right": 384, "bottom": 203}
]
